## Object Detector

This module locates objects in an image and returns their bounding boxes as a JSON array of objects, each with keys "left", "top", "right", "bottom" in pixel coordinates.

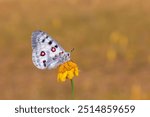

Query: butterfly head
[{"left": 61, "top": 52, "right": 70, "bottom": 63}]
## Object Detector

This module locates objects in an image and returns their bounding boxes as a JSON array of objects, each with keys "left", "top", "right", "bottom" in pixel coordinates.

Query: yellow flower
[{"left": 57, "top": 61, "right": 79, "bottom": 82}]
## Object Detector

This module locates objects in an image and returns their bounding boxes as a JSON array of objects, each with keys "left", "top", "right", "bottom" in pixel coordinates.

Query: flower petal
[
  {"left": 67, "top": 70, "right": 74, "bottom": 79},
  {"left": 60, "top": 71, "right": 67, "bottom": 82},
  {"left": 57, "top": 73, "right": 62, "bottom": 82},
  {"left": 74, "top": 67, "right": 79, "bottom": 76}
]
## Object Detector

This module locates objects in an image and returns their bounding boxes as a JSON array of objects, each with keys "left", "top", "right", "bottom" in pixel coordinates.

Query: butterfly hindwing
[{"left": 31, "top": 30, "right": 70, "bottom": 69}]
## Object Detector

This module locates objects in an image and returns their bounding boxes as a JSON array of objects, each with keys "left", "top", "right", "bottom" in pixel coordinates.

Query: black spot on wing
[
  {"left": 55, "top": 45, "right": 58, "bottom": 48},
  {"left": 48, "top": 40, "right": 53, "bottom": 45},
  {"left": 41, "top": 34, "right": 49, "bottom": 43},
  {"left": 42, "top": 39, "right": 45, "bottom": 43},
  {"left": 46, "top": 35, "right": 49, "bottom": 39},
  {"left": 43, "top": 60, "right": 46, "bottom": 67}
]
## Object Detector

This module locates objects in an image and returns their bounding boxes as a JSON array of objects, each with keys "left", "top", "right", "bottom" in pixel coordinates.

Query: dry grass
[{"left": 0, "top": 0, "right": 150, "bottom": 99}]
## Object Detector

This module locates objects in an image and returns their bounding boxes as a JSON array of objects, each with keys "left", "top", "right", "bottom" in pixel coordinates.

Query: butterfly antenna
[{"left": 71, "top": 48, "right": 75, "bottom": 53}]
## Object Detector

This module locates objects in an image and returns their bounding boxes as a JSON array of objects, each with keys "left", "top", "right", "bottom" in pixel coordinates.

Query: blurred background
[{"left": 0, "top": 0, "right": 150, "bottom": 99}]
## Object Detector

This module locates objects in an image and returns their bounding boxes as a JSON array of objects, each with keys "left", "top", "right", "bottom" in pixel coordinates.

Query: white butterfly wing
[{"left": 31, "top": 30, "right": 66, "bottom": 69}]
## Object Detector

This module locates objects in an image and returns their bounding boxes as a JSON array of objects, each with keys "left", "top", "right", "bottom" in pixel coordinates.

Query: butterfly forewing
[{"left": 31, "top": 30, "right": 69, "bottom": 70}]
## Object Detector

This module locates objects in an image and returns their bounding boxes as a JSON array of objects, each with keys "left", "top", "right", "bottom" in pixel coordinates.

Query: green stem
[{"left": 71, "top": 79, "right": 74, "bottom": 99}]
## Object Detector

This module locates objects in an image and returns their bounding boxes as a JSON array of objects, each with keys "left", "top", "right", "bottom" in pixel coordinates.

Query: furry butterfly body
[{"left": 31, "top": 30, "right": 70, "bottom": 69}]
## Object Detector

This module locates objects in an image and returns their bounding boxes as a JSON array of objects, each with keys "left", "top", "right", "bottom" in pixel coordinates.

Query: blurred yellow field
[{"left": 0, "top": 0, "right": 150, "bottom": 99}]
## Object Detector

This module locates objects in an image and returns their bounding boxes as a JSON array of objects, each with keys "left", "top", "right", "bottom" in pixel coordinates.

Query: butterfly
[{"left": 31, "top": 30, "right": 70, "bottom": 70}]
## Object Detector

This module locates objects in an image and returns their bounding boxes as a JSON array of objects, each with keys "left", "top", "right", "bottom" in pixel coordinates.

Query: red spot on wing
[
  {"left": 40, "top": 51, "right": 46, "bottom": 56},
  {"left": 59, "top": 51, "right": 64, "bottom": 55},
  {"left": 51, "top": 47, "right": 56, "bottom": 52}
]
